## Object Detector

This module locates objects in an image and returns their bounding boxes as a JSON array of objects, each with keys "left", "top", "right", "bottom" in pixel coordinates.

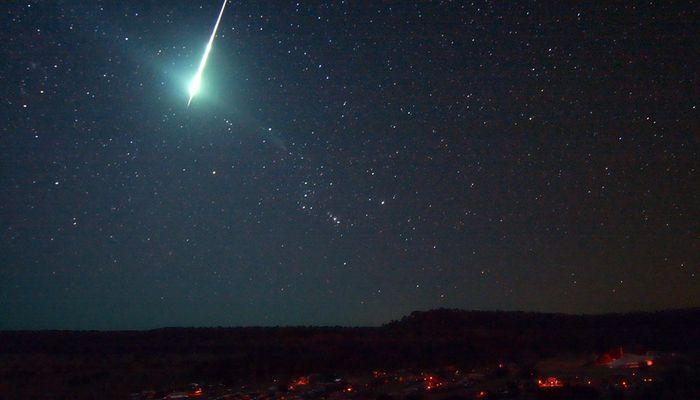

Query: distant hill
[
  {"left": 387, "top": 308, "right": 700, "bottom": 330},
  {"left": 387, "top": 307, "right": 700, "bottom": 336},
  {"left": 3, "top": 308, "right": 698, "bottom": 356},
  {"left": 383, "top": 308, "right": 700, "bottom": 354}
]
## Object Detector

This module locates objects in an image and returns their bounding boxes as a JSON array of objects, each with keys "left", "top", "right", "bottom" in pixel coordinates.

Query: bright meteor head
[{"left": 188, "top": 73, "right": 202, "bottom": 106}]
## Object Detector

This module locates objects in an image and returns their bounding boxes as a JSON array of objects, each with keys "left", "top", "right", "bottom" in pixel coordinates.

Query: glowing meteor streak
[{"left": 187, "top": 0, "right": 228, "bottom": 107}]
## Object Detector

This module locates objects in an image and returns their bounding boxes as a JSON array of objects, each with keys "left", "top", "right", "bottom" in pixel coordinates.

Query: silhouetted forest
[{"left": 1, "top": 308, "right": 698, "bottom": 399}]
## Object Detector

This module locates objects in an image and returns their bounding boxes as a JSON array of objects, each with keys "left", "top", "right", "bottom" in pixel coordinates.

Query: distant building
[{"left": 595, "top": 347, "right": 653, "bottom": 368}]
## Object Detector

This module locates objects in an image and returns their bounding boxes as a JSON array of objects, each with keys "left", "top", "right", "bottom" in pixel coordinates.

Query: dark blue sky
[{"left": 1, "top": 1, "right": 698, "bottom": 329}]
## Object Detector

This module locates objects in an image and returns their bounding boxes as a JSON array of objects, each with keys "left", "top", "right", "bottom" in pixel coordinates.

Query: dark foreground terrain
[{"left": 1, "top": 309, "right": 698, "bottom": 399}]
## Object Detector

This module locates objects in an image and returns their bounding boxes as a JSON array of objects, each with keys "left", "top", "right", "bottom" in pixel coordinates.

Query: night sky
[{"left": 1, "top": 1, "right": 698, "bottom": 330}]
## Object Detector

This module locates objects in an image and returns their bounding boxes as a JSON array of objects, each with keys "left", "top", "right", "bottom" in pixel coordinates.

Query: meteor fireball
[{"left": 187, "top": 0, "right": 228, "bottom": 107}]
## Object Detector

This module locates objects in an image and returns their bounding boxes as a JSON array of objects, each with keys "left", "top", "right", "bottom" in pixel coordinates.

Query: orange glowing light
[
  {"left": 423, "top": 374, "right": 443, "bottom": 391},
  {"left": 645, "top": 359, "right": 653, "bottom": 366},
  {"left": 294, "top": 376, "right": 309, "bottom": 386},
  {"left": 537, "top": 377, "right": 564, "bottom": 388}
]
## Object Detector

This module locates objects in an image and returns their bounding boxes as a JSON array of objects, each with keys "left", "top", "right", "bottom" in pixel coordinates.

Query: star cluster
[{"left": 1, "top": 1, "right": 697, "bottom": 329}]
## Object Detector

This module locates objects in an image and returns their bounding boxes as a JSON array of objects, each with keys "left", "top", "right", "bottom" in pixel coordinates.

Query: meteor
[{"left": 187, "top": 0, "right": 228, "bottom": 107}]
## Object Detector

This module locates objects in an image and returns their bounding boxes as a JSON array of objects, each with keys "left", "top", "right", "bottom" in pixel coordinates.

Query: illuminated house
[
  {"left": 596, "top": 347, "right": 654, "bottom": 368},
  {"left": 537, "top": 377, "right": 564, "bottom": 388}
]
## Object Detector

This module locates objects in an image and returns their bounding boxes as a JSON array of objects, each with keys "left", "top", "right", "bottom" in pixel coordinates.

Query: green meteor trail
[{"left": 187, "top": 0, "right": 228, "bottom": 107}]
